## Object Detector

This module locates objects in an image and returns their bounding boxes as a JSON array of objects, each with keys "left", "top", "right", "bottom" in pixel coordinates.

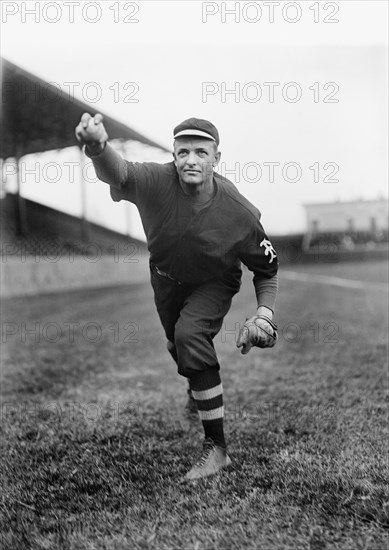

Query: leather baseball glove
[{"left": 237, "top": 315, "right": 278, "bottom": 355}]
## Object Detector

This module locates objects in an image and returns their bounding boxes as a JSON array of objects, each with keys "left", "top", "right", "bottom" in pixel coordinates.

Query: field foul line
[{"left": 281, "top": 270, "right": 388, "bottom": 290}]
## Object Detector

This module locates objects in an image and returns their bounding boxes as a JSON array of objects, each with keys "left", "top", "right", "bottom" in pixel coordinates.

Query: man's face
[{"left": 173, "top": 137, "right": 221, "bottom": 186}]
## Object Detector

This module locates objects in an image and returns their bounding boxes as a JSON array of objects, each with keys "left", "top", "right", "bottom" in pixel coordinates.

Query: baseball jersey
[{"left": 109, "top": 160, "right": 278, "bottom": 286}]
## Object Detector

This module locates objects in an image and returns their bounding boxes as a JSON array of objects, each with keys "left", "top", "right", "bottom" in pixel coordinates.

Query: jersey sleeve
[
  {"left": 253, "top": 272, "right": 278, "bottom": 312},
  {"left": 239, "top": 217, "right": 279, "bottom": 279},
  {"left": 110, "top": 161, "right": 162, "bottom": 206}
]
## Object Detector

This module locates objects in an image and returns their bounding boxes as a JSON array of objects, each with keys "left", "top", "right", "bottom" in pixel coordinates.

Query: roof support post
[
  {"left": 79, "top": 146, "right": 89, "bottom": 243},
  {"left": 15, "top": 147, "right": 27, "bottom": 237}
]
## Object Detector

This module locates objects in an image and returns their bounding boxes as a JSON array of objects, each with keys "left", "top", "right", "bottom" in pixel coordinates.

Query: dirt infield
[{"left": 1, "top": 260, "right": 388, "bottom": 549}]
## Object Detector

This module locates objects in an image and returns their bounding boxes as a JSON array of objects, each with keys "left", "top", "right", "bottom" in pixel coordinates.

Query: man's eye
[{"left": 198, "top": 151, "right": 207, "bottom": 157}]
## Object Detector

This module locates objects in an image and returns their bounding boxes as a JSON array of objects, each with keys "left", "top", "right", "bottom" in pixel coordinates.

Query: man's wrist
[
  {"left": 256, "top": 305, "right": 274, "bottom": 319},
  {"left": 84, "top": 141, "right": 107, "bottom": 157}
]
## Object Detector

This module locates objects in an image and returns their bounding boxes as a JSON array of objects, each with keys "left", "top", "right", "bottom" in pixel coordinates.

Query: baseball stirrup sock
[{"left": 190, "top": 369, "right": 225, "bottom": 448}]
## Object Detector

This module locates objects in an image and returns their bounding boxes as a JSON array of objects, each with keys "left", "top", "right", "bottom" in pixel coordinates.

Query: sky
[{"left": 1, "top": 0, "right": 388, "bottom": 235}]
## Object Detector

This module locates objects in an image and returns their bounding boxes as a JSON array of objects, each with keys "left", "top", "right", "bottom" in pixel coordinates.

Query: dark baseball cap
[{"left": 173, "top": 117, "right": 220, "bottom": 146}]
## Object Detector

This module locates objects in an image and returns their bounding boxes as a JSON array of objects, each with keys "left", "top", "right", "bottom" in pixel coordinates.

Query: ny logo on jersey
[{"left": 260, "top": 239, "right": 276, "bottom": 263}]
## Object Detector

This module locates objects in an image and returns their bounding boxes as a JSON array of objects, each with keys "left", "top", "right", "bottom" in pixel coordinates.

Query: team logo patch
[{"left": 260, "top": 239, "right": 277, "bottom": 263}]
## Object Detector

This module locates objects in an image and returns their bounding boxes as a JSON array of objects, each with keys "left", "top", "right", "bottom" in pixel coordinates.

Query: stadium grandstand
[
  {"left": 1, "top": 58, "right": 171, "bottom": 297},
  {"left": 302, "top": 199, "right": 389, "bottom": 251}
]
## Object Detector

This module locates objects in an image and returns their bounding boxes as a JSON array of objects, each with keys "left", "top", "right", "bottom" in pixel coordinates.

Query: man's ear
[
  {"left": 172, "top": 152, "right": 177, "bottom": 166},
  {"left": 213, "top": 150, "right": 221, "bottom": 167}
]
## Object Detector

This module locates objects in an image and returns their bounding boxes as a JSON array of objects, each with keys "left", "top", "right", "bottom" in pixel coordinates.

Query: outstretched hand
[{"left": 75, "top": 112, "right": 108, "bottom": 154}]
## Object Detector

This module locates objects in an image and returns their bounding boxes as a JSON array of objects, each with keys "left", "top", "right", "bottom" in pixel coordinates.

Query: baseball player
[{"left": 75, "top": 114, "right": 279, "bottom": 481}]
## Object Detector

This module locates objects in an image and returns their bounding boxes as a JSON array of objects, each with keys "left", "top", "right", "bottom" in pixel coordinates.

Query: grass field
[
  {"left": 282, "top": 260, "right": 388, "bottom": 284},
  {"left": 1, "top": 259, "right": 388, "bottom": 550}
]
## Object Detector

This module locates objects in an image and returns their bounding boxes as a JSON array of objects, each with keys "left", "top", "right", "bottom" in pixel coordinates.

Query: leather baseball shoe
[{"left": 185, "top": 438, "right": 232, "bottom": 480}]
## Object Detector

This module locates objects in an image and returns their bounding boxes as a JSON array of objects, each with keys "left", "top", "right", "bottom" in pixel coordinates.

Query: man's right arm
[
  {"left": 75, "top": 112, "right": 127, "bottom": 189},
  {"left": 84, "top": 142, "right": 127, "bottom": 189}
]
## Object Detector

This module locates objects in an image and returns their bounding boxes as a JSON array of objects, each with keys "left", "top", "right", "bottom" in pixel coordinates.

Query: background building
[{"left": 303, "top": 199, "right": 388, "bottom": 250}]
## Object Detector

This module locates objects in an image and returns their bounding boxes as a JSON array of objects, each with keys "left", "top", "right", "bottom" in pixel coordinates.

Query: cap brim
[{"left": 174, "top": 129, "right": 216, "bottom": 142}]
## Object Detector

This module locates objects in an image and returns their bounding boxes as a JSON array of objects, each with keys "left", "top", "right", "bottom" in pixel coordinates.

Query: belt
[{"left": 151, "top": 262, "right": 182, "bottom": 284}]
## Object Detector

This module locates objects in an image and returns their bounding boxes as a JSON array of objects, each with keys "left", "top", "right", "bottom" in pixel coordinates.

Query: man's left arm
[
  {"left": 237, "top": 222, "right": 279, "bottom": 354},
  {"left": 253, "top": 272, "right": 278, "bottom": 320}
]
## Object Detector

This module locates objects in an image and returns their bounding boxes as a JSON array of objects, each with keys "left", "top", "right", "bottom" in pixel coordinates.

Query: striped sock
[{"left": 189, "top": 369, "right": 225, "bottom": 448}]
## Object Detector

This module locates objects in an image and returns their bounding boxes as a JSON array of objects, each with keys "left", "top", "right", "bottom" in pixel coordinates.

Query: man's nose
[{"left": 186, "top": 151, "right": 197, "bottom": 165}]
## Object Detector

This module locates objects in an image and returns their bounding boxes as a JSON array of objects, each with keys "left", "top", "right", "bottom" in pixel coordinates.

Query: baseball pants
[{"left": 149, "top": 262, "right": 241, "bottom": 377}]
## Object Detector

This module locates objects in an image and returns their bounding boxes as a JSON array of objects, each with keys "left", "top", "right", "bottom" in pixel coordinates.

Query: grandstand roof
[{"left": 1, "top": 58, "right": 170, "bottom": 158}]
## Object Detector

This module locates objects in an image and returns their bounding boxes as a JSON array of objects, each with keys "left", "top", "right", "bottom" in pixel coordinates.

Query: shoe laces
[{"left": 195, "top": 439, "right": 216, "bottom": 468}]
